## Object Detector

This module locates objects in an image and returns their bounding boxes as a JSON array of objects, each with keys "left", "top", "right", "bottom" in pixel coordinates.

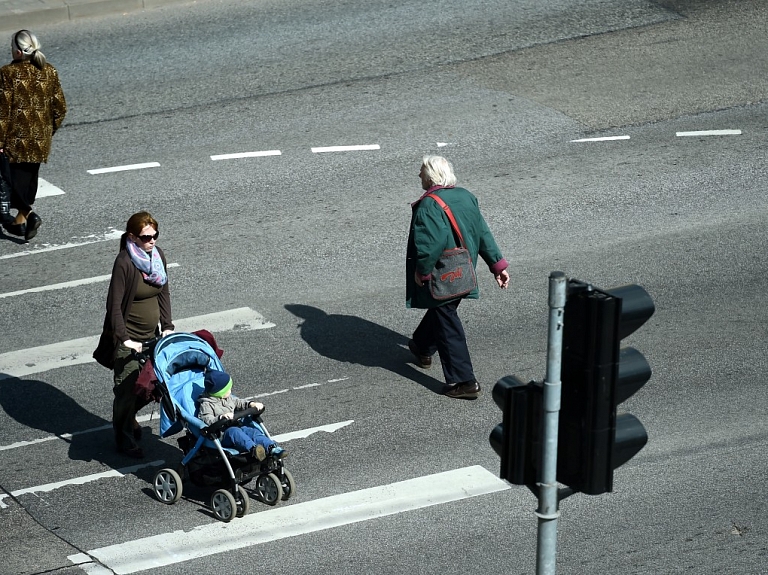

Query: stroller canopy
[{"left": 153, "top": 332, "right": 225, "bottom": 438}]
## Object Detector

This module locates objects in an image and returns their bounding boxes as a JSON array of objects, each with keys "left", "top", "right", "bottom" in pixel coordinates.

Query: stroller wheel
[
  {"left": 255, "top": 473, "right": 283, "bottom": 506},
  {"left": 153, "top": 468, "right": 183, "bottom": 504},
  {"left": 235, "top": 485, "right": 250, "bottom": 517},
  {"left": 211, "top": 489, "right": 237, "bottom": 522},
  {"left": 280, "top": 468, "right": 296, "bottom": 501}
]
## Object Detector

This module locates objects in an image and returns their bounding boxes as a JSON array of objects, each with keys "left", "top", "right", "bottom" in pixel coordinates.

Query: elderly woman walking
[
  {"left": 406, "top": 156, "right": 510, "bottom": 399},
  {"left": 0, "top": 29, "right": 67, "bottom": 241}
]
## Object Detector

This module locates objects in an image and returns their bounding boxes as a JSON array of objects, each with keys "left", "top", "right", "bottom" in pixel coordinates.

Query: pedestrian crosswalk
[{"left": 0, "top": 175, "right": 511, "bottom": 575}]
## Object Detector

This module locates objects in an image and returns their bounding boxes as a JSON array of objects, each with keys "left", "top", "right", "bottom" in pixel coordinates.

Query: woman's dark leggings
[{"left": 9, "top": 162, "right": 40, "bottom": 215}]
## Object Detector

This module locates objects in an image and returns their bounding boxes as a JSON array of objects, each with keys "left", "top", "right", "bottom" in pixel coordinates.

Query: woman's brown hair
[{"left": 120, "top": 211, "right": 159, "bottom": 251}]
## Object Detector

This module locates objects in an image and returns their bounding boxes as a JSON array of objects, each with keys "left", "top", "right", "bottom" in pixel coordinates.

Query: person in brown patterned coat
[{"left": 0, "top": 29, "right": 67, "bottom": 241}]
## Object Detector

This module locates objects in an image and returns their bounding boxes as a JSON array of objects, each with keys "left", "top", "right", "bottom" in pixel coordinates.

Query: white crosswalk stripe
[
  {"left": 0, "top": 307, "right": 275, "bottom": 380},
  {"left": 72, "top": 466, "right": 509, "bottom": 574}
]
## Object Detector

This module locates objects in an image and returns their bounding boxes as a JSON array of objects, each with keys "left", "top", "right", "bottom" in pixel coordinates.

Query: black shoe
[
  {"left": 3, "top": 221, "right": 26, "bottom": 237},
  {"left": 25, "top": 212, "right": 41, "bottom": 240},
  {"left": 444, "top": 380, "right": 481, "bottom": 399},
  {"left": 408, "top": 339, "right": 432, "bottom": 369}
]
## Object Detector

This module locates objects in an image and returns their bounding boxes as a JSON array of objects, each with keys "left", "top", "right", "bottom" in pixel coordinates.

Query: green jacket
[
  {"left": 406, "top": 186, "right": 507, "bottom": 309},
  {"left": 0, "top": 60, "right": 67, "bottom": 163}
]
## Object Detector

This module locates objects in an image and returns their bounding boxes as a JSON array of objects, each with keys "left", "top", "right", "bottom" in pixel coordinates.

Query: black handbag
[
  {"left": 0, "top": 152, "right": 13, "bottom": 224},
  {"left": 426, "top": 193, "right": 477, "bottom": 300}
]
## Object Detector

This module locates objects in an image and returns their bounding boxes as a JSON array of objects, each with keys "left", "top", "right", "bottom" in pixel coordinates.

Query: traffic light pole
[{"left": 536, "top": 271, "right": 567, "bottom": 575}]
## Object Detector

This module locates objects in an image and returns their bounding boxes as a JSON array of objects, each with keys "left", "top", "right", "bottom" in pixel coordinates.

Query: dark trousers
[
  {"left": 112, "top": 345, "right": 149, "bottom": 451},
  {"left": 9, "top": 162, "right": 40, "bottom": 215},
  {"left": 412, "top": 300, "right": 476, "bottom": 385}
]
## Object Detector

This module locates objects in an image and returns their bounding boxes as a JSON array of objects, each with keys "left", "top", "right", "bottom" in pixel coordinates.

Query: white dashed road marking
[
  {"left": 311, "top": 144, "right": 380, "bottom": 153},
  {"left": 571, "top": 135, "right": 630, "bottom": 142},
  {"left": 210, "top": 150, "right": 282, "bottom": 160},
  {"left": 676, "top": 129, "right": 742, "bottom": 137},
  {"left": 87, "top": 162, "right": 161, "bottom": 175}
]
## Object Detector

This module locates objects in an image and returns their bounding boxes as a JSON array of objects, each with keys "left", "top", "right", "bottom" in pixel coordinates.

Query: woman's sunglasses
[{"left": 138, "top": 232, "right": 159, "bottom": 242}]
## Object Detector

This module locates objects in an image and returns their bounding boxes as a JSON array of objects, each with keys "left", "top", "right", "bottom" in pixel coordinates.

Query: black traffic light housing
[
  {"left": 489, "top": 376, "right": 542, "bottom": 489},
  {"left": 557, "top": 280, "right": 654, "bottom": 495}
]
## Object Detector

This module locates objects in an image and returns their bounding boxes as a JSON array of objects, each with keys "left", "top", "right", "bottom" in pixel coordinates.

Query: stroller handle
[
  {"left": 201, "top": 405, "right": 265, "bottom": 438},
  {"left": 131, "top": 336, "right": 161, "bottom": 366}
]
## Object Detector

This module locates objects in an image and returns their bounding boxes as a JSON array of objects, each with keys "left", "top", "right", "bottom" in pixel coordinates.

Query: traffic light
[
  {"left": 556, "top": 280, "right": 654, "bottom": 495},
  {"left": 489, "top": 376, "right": 542, "bottom": 488}
]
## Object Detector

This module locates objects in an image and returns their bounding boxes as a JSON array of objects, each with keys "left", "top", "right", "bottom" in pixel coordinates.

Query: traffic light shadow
[
  {"left": 0, "top": 374, "right": 180, "bottom": 473},
  {"left": 285, "top": 304, "right": 445, "bottom": 395}
]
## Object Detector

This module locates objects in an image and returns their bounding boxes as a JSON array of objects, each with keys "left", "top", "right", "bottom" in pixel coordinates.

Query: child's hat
[{"left": 204, "top": 369, "right": 232, "bottom": 398}]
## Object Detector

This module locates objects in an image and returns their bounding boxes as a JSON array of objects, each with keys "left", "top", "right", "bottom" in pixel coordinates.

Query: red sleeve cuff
[{"left": 489, "top": 258, "right": 508, "bottom": 275}]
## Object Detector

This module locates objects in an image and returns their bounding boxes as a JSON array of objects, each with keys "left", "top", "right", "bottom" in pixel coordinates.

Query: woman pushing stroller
[{"left": 197, "top": 369, "right": 287, "bottom": 462}]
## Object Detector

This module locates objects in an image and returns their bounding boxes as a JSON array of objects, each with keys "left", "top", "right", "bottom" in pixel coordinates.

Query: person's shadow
[
  {"left": 0, "top": 227, "right": 27, "bottom": 244},
  {"left": 285, "top": 304, "right": 444, "bottom": 394},
  {"left": 0, "top": 374, "right": 181, "bottom": 483}
]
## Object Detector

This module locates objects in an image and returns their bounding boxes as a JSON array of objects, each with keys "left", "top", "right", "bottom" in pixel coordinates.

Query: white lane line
[
  {"left": 0, "top": 421, "right": 353, "bottom": 509},
  {"left": 0, "top": 424, "right": 113, "bottom": 451},
  {"left": 87, "top": 163, "right": 161, "bottom": 175},
  {"left": 571, "top": 135, "right": 630, "bottom": 142},
  {"left": 210, "top": 150, "right": 281, "bottom": 160},
  {"left": 0, "top": 461, "right": 163, "bottom": 509},
  {"left": 0, "top": 229, "right": 123, "bottom": 260},
  {"left": 311, "top": 144, "right": 380, "bottom": 153},
  {"left": 0, "top": 307, "right": 275, "bottom": 380},
  {"left": 79, "top": 465, "right": 509, "bottom": 574},
  {"left": 0, "top": 418, "right": 352, "bottom": 453},
  {"left": 0, "top": 263, "right": 180, "bottom": 299},
  {"left": 271, "top": 420, "right": 353, "bottom": 442},
  {"left": 37, "top": 178, "right": 65, "bottom": 198},
  {"left": 676, "top": 129, "right": 741, "bottom": 137},
  {"left": 0, "top": 379, "right": 352, "bottom": 452}
]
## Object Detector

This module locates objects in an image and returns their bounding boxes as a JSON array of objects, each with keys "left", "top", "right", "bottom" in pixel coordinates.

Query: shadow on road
[
  {"left": 0, "top": 374, "right": 179, "bottom": 477},
  {"left": 285, "top": 304, "right": 444, "bottom": 395}
]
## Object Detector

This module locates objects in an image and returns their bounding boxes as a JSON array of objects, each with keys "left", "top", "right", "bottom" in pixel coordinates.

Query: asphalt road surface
[{"left": 0, "top": 0, "right": 766, "bottom": 574}]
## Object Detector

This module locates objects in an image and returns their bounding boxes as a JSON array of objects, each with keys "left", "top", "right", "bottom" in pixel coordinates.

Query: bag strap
[{"left": 426, "top": 193, "right": 466, "bottom": 248}]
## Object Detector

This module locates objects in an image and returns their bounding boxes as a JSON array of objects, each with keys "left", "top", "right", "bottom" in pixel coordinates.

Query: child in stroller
[
  {"left": 196, "top": 369, "right": 287, "bottom": 462},
  {"left": 149, "top": 332, "right": 295, "bottom": 522}
]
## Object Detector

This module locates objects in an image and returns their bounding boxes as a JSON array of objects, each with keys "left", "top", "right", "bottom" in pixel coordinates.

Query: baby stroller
[{"left": 148, "top": 332, "right": 296, "bottom": 522}]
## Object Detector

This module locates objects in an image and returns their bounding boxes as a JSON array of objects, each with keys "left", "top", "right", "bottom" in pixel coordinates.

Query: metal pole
[{"left": 536, "top": 271, "right": 567, "bottom": 575}]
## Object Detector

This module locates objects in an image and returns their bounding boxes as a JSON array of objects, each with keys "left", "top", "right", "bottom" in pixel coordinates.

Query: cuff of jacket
[
  {"left": 418, "top": 272, "right": 433, "bottom": 282},
  {"left": 489, "top": 258, "right": 508, "bottom": 275}
]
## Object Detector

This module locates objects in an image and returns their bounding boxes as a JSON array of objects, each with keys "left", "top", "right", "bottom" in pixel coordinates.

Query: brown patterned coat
[{"left": 0, "top": 60, "right": 67, "bottom": 163}]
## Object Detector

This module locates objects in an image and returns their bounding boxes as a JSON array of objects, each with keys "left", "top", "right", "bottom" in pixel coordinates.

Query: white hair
[
  {"left": 12, "top": 30, "right": 46, "bottom": 69},
  {"left": 421, "top": 155, "right": 457, "bottom": 187}
]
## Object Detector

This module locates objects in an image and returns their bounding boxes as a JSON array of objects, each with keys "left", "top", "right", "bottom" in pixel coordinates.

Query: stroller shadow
[
  {"left": 0, "top": 375, "right": 180, "bottom": 479},
  {"left": 284, "top": 304, "right": 444, "bottom": 394}
]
